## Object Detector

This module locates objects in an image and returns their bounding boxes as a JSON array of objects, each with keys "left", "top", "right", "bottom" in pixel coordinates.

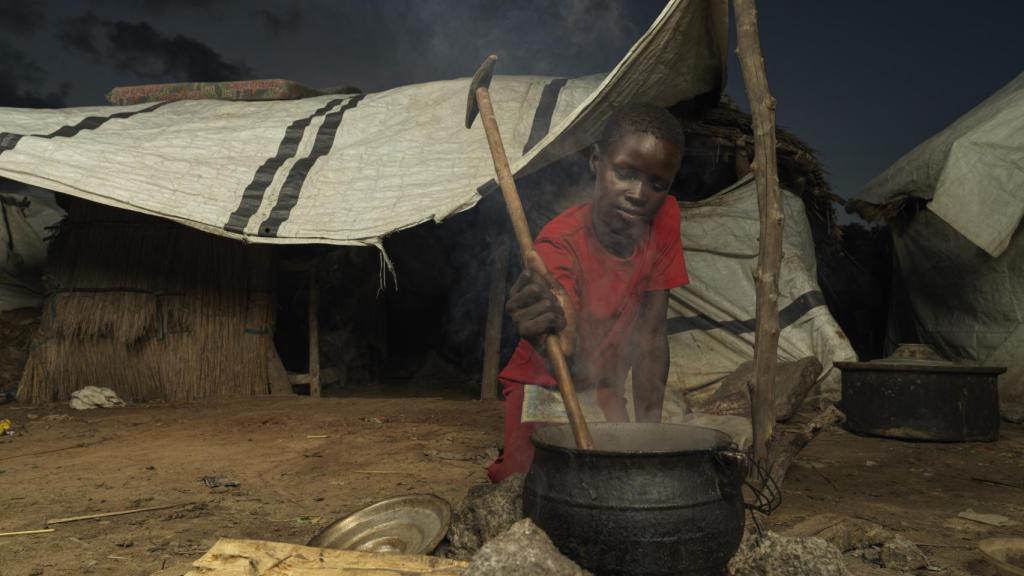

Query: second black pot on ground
[{"left": 837, "top": 343, "right": 1003, "bottom": 442}]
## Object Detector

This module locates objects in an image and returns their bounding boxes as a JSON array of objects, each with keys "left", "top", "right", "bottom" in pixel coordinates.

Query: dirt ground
[{"left": 1, "top": 393, "right": 1022, "bottom": 576}]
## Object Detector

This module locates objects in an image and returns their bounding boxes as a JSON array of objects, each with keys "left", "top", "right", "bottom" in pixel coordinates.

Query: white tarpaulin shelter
[
  {"left": 850, "top": 71, "right": 1024, "bottom": 418},
  {"left": 0, "top": 0, "right": 726, "bottom": 252},
  {"left": 666, "top": 176, "right": 857, "bottom": 410}
]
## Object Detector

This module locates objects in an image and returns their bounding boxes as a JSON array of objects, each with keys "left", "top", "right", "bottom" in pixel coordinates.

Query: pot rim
[
  {"left": 835, "top": 361, "right": 1006, "bottom": 375},
  {"left": 530, "top": 422, "right": 736, "bottom": 457}
]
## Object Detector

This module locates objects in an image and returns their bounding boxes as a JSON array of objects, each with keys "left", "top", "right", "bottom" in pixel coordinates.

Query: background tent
[
  {"left": 0, "top": 183, "right": 63, "bottom": 399},
  {"left": 848, "top": 71, "right": 1024, "bottom": 419},
  {"left": 0, "top": 184, "right": 64, "bottom": 311},
  {"left": 666, "top": 176, "right": 856, "bottom": 410}
]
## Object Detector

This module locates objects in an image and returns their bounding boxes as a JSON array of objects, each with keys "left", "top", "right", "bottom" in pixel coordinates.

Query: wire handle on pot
[
  {"left": 714, "top": 446, "right": 782, "bottom": 516},
  {"left": 714, "top": 446, "right": 781, "bottom": 537},
  {"left": 745, "top": 455, "right": 781, "bottom": 516}
]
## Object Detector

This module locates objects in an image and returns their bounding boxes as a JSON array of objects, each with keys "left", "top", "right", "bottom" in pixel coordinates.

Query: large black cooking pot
[{"left": 524, "top": 423, "right": 747, "bottom": 576}]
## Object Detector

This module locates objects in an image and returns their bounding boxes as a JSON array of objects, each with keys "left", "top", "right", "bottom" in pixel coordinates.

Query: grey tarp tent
[
  {"left": 849, "top": 71, "right": 1024, "bottom": 419},
  {"left": 665, "top": 176, "right": 856, "bottom": 414}
]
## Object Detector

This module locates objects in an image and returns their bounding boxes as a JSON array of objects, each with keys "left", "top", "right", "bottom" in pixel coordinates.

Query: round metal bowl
[
  {"left": 980, "top": 538, "right": 1024, "bottom": 576},
  {"left": 307, "top": 494, "right": 451, "bottom": 555}
]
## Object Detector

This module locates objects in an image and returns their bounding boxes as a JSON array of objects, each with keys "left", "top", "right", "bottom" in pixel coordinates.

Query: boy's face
[{"left": 590, "top": 131, "right": 681, "bottom": 255}]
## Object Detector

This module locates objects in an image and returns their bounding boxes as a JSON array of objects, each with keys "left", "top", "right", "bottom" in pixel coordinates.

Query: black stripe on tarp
[
  {"left": 667, "top": 290, "right": 827, "bottom": 336},
  {"left": 224, "top": 98, "right": 348, "bottom": 234},
  {"left": 0, "top": 101, "right": 170, "bottom": 157},
  {"left": 522, "top": 78, "right": 568, "bottom": 154},
  {"left": 256, "top": 94, "right": 365, "bottom": 237}
]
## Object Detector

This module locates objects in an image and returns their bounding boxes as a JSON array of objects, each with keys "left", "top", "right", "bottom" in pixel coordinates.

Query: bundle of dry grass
[
  {"left": 672, "top": 95, "right": 842, "bottom": 238},
  {"left": 0, "top": 308, "right": 38, "bottom": 396},
  {"left": 18, "top": 199, "right": 276, "bottom": 404}
]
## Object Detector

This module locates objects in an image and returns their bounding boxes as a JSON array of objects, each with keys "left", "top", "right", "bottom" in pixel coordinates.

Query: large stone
[
  {"left": 841, "top": 557, "right": 904, "bottom": 576},
  {"left": 785, "top": 515, "right": 894, "bottom": 552},
  {"left": 783, "top": 515, "right": 929, "bottom": 572},
  {"left": 878, "top": 535, "right": 928, "bottom": 571},
  {"left": 445, "top": 474, "right": 525, "bottom": 560},
  {"left": 463, "top": 518, "right": 589, "bottom": 576},
  {"left": 729, "top": 531, "right": 851, "bottom": 576}
]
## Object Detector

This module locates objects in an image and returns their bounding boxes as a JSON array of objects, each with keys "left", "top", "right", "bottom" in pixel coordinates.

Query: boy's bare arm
[{"left": 632, "top": 290, "right": 670, "bottom": 423}]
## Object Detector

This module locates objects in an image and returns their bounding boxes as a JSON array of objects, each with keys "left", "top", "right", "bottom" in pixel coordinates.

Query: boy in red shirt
[{"left": 488, "top": 103, "right": 688, "bottom": 482}]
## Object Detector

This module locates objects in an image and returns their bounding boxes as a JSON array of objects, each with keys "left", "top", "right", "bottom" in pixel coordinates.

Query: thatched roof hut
[{"left": 17, "top": 199, "right": 282, "bottom": 403}]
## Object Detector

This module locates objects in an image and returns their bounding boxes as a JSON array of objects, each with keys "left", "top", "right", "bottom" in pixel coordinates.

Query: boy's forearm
[
  {"left": 633, "top": 331, "right": 668, "bottom": 422},
  {"left": 632, "top": 290, "right": 670, "bottom": 422}
]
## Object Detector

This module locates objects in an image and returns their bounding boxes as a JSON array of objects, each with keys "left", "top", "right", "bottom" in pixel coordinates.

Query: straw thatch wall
[
  {"left": 0, "top": 308, "right": 37, "bottom": 397},
  {"left": 18, "top": 199, "right": 276, "bottom": 404},
  {"left": 672, "top": 95, "right": 841, "bottom": 236}
]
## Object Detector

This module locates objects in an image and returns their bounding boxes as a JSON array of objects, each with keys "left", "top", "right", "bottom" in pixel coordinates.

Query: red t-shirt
[{"left": 499, "top": 197, "right": 688, "bottom": 394}]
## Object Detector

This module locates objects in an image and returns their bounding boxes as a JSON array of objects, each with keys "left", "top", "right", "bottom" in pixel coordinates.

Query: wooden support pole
[
  {"left": 734, "top": 0, "right": 783, "bottom": 464},
  {"left": 480, "top": 235, "right": 511, "bottom": 400},
  {"left": 308, "top": 269, "right": 321, "bottom": 398}
]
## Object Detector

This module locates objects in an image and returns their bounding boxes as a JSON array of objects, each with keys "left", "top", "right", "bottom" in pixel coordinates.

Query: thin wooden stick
[
  {"left": 0, "top": 528, "right": 55, "bottom": 538},
  {"left": 46, "top": 502, "right": 192, "bottom": 526},
  {"left": 734, "top": 0, "right": 783, "bottom": 464},
  {"left": 470, "top": 58, "right": 593, "bottom": 450}
]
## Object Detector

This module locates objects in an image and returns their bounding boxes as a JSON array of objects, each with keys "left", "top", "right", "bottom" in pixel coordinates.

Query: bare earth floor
[{"left": 0, "top": 396, "right": 1021, "bottom": 575}]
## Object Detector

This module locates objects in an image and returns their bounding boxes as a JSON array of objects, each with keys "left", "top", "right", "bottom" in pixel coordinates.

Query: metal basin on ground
[
  {"left": 307, "top": 494, "right": 451, "bottom": 555},
  {"left": 524, "top": 423, "right": 746, "bottom": 576}
]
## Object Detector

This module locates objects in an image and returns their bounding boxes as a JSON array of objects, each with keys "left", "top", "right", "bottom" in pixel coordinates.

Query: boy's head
[
  {"left": 589, "top": 103, "right": 684, "bottom": 256},
  {"left": 596, "top": 103, "right": 686, "bottom": 156}
]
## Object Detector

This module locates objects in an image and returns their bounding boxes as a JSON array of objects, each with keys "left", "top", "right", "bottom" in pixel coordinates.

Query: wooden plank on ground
[{"left": 181, "top": 538, "right": 467, "bottom": 575}]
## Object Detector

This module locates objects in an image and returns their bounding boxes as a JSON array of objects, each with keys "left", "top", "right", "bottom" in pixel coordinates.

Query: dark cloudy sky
[{"left": 2, "top": 0, "right": 1022, "bottom": 206}]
